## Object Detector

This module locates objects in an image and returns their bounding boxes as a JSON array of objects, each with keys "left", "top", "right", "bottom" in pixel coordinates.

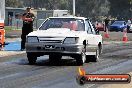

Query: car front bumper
[{"left": 26, "top": 43, "right": 84, "bottom": 55}]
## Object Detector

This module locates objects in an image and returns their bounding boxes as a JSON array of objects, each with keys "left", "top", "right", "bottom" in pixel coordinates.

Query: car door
[
  {"left": 88, "top": 21, "right": 101, "bottom": 45},
  {"left": 85, "top": 20, "right": 96, "bottom": 53}
]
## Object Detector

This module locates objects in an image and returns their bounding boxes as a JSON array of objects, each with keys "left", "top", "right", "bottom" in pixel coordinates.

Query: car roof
[
  {"left": 114, "top": 21, "right": 126, "bottom": 22},
  {"left": 49, "top": 16, "right": 87, "bottom": 20}
]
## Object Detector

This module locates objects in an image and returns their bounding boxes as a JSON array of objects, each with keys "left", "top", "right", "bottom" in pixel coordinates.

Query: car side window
[
  {"left": 39, "top": 19, "right": 50, "bottom": 30},
  {"left": 87, "top": 20, "right": 96, "bottom": 34},
  {"left": 85, "top": 20, "right": 92, "bottom": 34},
  {"left": 89, "top": 22, "right": 96, "bottom": 34},
  {"left": 77, "top": 20, "right": 85, "bottom": 31}
]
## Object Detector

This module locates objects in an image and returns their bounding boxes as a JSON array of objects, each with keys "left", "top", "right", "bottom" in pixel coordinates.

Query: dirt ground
[
  {"left": 100, "top": 31, "right": 132, "bottom": 41},
  {"left": 5, "top": 30, "right": 22, "bottom": 38}
]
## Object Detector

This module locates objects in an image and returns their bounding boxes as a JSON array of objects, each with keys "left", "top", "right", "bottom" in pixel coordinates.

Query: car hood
[{"left": 28, "top": 28, "right": 87, "bottom": 38}]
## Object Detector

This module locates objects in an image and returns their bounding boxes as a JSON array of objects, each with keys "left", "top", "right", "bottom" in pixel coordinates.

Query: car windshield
[
  {"left": 39, "top": 18, "right": 85, "bottom": 31},
  {"left": 113, "top": 21, "right": 124, "bottom": 25}
]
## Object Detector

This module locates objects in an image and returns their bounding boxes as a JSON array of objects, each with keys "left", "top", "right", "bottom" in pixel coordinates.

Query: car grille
[{"left": 38, "top": 37, "right": 63, "bottom": 43}]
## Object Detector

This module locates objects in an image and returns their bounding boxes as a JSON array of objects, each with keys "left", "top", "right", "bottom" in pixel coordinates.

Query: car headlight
[
  {"left": 63, "top": 37, "right": 78, "bottom": 44},
  {"left": 27, "top": 36, "right": 39, "bottom": 43}
]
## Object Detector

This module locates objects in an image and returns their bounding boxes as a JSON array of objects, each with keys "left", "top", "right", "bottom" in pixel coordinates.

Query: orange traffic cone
[
  {"left": 104, "top": 27, "right": 109, "bottom": 38},
  {"left": 122, "top": 28, "right": 128, "bottom": 43},
  {"left": 104, "top": 33, "right": 109, "bottom": 38}
]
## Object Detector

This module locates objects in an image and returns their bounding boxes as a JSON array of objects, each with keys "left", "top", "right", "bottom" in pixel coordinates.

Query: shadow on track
[{"left": 16, "top": 57, "right": 81, "bottom": 66}]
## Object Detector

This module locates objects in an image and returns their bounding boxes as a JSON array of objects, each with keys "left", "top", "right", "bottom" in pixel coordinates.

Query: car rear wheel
[
  {"left": 86, "top": 45, "right": 101, "bottom": 62},
  {"left": 76, "top": 52, "right": 86, "bottom": 66},
  {"left": 27, "top": 53, "right": 37, "bottom": 65},
  {"left": 92, "top": 49, "right": 100, "bottom": 62},
  {"left": 93, "top": 44, "right": 102, "bottom": 62},
  {"left": 121, "top": 28, "right": 124, "bottom": 32},
  {"left": 76, "top": 47, "right": 86, "bottom": 65}
]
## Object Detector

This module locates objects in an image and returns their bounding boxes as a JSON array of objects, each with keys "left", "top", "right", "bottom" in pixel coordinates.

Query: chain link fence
[
  {"left": 8, "top": 18, "right": 45, "bottom": 30},
  {"left": 6, "top": 10, "right": 68, "bottom": 30}
]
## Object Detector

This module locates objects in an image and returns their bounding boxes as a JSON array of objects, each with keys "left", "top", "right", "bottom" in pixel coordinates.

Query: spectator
[
  {"left": 21, "top": 7, "right": 35, "bottom": 51},
  {"left": 8, "top": 15, "right": 12, "bottom": 26},
  {"left": 70, "top": 21, "right": 78, "bottom": 31},
  {"left": 127, "top": 19, "right": 131, "bottom": 25},
  {"left": 104, "top": 16, "right": 110, "bottom": 32},
  {"left": 127, "top": 19, "right": 131, "bottom": 32}
]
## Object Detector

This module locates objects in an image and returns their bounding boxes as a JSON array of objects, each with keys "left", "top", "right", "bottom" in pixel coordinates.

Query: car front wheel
[{"left": 27, "top": 53, "right": 37, "bottom": 65}]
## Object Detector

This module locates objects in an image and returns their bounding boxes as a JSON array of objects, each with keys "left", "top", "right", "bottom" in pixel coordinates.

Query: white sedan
[{"left": 26, "top": 16, "right": 103, "bottom": 65}]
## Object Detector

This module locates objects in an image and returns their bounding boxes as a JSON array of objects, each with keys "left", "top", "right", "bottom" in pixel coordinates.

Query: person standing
[
  {"left": 21, "top": 7, "right": 35, "bottom": 50},
  {"left": 104, "top": 16, "right": 110, "bottom": 32},
  {"left": 127, "top": 19, "right": 131, "bottom": 32}
]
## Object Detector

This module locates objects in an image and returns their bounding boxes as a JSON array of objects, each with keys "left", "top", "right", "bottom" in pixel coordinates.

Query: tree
[
  {"left": 5, "top": 0, "right": 23, "bottom": 8},
  {"left": 5, "top": 0, "right": 132, "bottom": 19},
  {"left": 29, "top": 0, "right": 69, "bottom": 10},
  {"left": 75, "top": 0, "right": 110, "bottom": 18},
  {"left": 109, "top": 0, "right": 131, "bottom": 19}
]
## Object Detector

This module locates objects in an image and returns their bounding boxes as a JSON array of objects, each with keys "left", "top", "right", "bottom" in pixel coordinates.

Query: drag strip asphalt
[{"left": 0, "top": 42, "right": 132, "bottom": 88}]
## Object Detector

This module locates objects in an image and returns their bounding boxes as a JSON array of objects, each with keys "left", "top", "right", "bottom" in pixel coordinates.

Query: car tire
[
  {"left": 121, "top": 29, "right": 123, "bottom": 32},
  {"left": 76, "top": 52, "right": 86, "bottom": 66},
  {"left": 86, "top": 46, "right": 101, "bottom": 62},
  {"left": 76, "top": 47, "right": 86, "bottom": 66},
  {"left": 27, "top": 53, "right": 37, "bottom": 65},
  {"left": 116, "top": 30, "right": 119, "bottom": 32},
  {"left": 92, "top": 49, "right": 100, "bottom": 62},
  {"left": 49, "top": 53, "right": 62, "bottom": 65},
  {"left": 98, "top": 44, "right": 102, "bottom": 55}
]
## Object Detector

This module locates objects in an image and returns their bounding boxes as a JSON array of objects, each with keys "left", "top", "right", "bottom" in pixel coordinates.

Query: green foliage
[
  {"left": 5, "top": 0, "right": 132, "bottom": 19},
  {"left": 5, "top": 0, "right": 23, "bottom": 8},
  {"left": 109, "top": 0, "right": 131, "bottom": 20},
  {"left": 25, "top": 0, "right": 70, "bottom": 10},
  {"left": 5, "top": 26, "right": 12, "bottom": 31}
]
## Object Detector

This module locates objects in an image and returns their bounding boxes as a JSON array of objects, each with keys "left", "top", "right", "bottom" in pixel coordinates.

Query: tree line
[{"left": 5, "top": 0, "right": 132, "bottom": 20}]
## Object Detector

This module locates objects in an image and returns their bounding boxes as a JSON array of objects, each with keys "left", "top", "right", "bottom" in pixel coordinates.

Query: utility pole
[
  {"left": 30, "top": 0, "right": 32, "bottom": 8},
  {"left": 0, "top": 0, "right": 5, "bottom": 20},
  {"left": 73, "top": 0, "right": 75, "bottom": 16}
]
